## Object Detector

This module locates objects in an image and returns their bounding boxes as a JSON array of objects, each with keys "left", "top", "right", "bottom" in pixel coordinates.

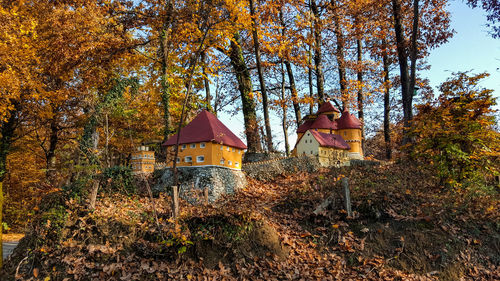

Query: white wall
[{"left": 296, "top": 131, "right": 319, "bottom": 156}]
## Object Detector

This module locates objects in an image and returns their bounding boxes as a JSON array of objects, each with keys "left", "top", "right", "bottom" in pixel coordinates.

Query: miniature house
[
  {"left": 296, "top": 130, "right": 350, "bottom": 166},
  {"left": 293, "top": 101, "right": 364, "bottom": 161},
  {"left": 162, "top": 110, "right": 247, "bottom": 170},
  {"left": 131, "top": 146, "right": 155, "bottom": 174}
]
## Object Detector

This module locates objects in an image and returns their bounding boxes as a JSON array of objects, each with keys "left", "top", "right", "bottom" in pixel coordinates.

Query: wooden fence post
[
  {"left": 204, "top": 187, "right": 209, "bottom": 205},
  {"left": 172, "top": 185, "right": 179, "bottom": 218},
  {"left": 342, "top": 177, "right": 352, "bottom": 218}
]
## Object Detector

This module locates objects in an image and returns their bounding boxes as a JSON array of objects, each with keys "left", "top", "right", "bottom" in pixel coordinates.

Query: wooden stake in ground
[
  {"left": 342, "top": 177, "right": 352, "bottom": 217},
  {"left": 172, "top": 185, "right": 179, "bottom": 218}
]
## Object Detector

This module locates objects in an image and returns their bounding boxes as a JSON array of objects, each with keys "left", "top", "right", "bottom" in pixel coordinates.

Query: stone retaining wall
[
  {"left": 153, "top": 166, "right": 247, "bottom": 202},
  {"left": 242, "top": 156, "right": 322, "bottom": 181}
]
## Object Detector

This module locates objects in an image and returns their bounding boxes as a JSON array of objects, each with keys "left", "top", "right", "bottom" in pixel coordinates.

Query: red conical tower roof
[
  {"left": 317, "top": 101, "right": 340, "bottom": 114},
  {"left": 336, "top": 110, "right": 362, "bottom": 129},
  {"left": 162, "top": 110, "right": 247, "bottom": 149},
  {"left": 310, "top": 114, "right": 338, "bottom": 130}
]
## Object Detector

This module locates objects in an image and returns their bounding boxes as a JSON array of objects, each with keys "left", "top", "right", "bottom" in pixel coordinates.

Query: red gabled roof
[
  {"left": 297, "top": 120, "right": 314, "bottom": 133},
  {"left": 336, "top": 110, "right": 362, "bottom": 129},
  {"left": 317, "top": 101, "right": 340, "bottom": 114},
  {"left": 162, "top": 110, "right": 247, "bottom": 149},
  {"left": 310, "top": 114, "right": 338, "bottom": 130},
  {"left": 309, "top": 130, "right": 350, "bottom": 150}
]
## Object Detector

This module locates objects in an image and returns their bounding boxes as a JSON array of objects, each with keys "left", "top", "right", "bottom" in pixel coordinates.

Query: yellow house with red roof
[{"left": 162, "top": 110, "right": 246, "bottom": 170}]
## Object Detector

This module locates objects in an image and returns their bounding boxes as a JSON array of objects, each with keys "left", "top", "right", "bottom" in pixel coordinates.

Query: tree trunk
[
  {"left": 279, "top": 10, "right": 301, "bottom": 125},
  {"left": 229, "top": 33, "right": 262, "bottom": 153},
  {"left": 201, "top": 52, "right": 212, "bottom": 112},
  {"left": 160, "top": 28, "right": 172, "bottom": 144},
  {"left": 159, "top": 3, "right": 174, "bottom": 156},
  {"left": 104, "top": 113, "right": 110, "bottom": 168},
  {"left": 356, "top": 39, "right": 365, "bottom": 153},
  {"left": 281, "top": 61, "right": 290, "bottom": 156},
  {"left": 308, "top": 48, "right": 314, "bottom": 115},
  {"left": 311, "top": 0, "right": 325, "bottom": 106},
  {"left": 89, "top": 179, "right": 99, "bottom": 210},
  {"left": 46, "top": 117, "right": 59, "bottom": 182},
  {"left": 333, "top": 11, "right": 347, "bottom": 108},
  {"left": 249, "top": 0, "right": 273, "bottom": 152},
  {"left": 284, "top": 61, "right": 301, "bottom": 124},
  {"left": 382, "top": 40, "right": 392, "bottom": 160},
  {"left": 391, "top": 0, "right": 414, "bottom": 143},
  {"left": 409, "top": 0, "right": 420, "bottom": 121}
]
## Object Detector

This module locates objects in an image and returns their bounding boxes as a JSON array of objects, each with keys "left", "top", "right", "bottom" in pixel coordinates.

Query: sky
[{"left": 218, "top": 1, "right": 500, "bottom": 152}]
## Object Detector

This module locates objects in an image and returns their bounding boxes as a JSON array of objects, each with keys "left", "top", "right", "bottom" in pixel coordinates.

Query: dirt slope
[{"left": 2, "top": 162, "right": 499, "bottom": 280}]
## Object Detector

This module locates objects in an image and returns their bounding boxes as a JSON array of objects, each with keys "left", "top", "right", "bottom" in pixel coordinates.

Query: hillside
[{"left": 1, "top": 161, "right": 499, "bottom": 280}]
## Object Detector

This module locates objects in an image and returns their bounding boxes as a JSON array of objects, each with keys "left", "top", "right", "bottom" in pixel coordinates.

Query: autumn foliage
[
  {"left": 410, "top": 72, "right": 499, "bottom": 188},
  {"left": 0, "top": 0, "right": 498, "bottom": 278}
]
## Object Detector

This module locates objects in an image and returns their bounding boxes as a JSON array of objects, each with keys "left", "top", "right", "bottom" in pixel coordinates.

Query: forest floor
[{"left": 1, "top": 161, "right": 499, "bottom": 280}]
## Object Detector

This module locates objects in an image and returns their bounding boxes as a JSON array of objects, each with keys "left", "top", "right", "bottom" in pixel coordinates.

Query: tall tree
[
  {"left": 249, "top": 0, "right": 274, "bottom": 152},
  {"left": 229, "top": 33, "right": 263, "bottom": 152},
  {"left": 310, "top": 0, "right": 326, "bottom": 106},
  {"left": 279, "top": 9, "right": 302, "bottom": 125},
  {"left": 390, "top": 0, "right": 452, "bottom": 142},
  {"left": 382, "top": 39, "right": 392, "bottom": 160}
]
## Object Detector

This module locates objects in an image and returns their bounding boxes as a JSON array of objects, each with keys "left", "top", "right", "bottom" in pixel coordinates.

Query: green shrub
[{"left": 102, "top": 166, "right": 135, "bottom": 194}]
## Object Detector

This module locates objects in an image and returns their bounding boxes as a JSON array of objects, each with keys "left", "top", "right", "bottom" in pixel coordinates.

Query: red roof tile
[
  {"left": 336, "top": 110, "right": 362, "bottom": 129},
  {"left": 310, "top": 114, "right": 338, "bottom": 130},
  {"left": 309, "top": 130, "right": 350, "bottom": 150},
  {"left": 162, "top": 110, "right": 247, "bottom": 149},
  {"left": 317, "top": 101, "right": 340, "bottom": 113},
  {"left": 297, "top": 120, "right": 314, "bottom": 133}
]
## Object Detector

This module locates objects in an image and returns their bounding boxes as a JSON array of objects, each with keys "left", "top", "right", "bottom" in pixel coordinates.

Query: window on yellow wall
[
  {"left": 227, "top": 146, "right": 230, "bottom": 151},
  {"left": 185, "top": 156, "right": 192, "bottom": 162},
  {"left": 220, "top": 145, "right": 223, "bottom": 150},
  {"left": 176, "top": 157, "right": 180, "bottom": 163},
  {"left": 200, "top": 142, "right": 206, "bottom": 148},
  {"left": 228, "top": 160, "right": 232, "bottom": 166},
  {"left": 232, "top": 148, "right": 235, "bottom": 152},
  {"left": 235, "top": 162, "right": 239, "bottom": 167},
  {"left": 190, "top": 143, "right": 196, "bottom": 148},
  {"left": 196, "top": 156, "right": 205, "bottom": 163},
  {"left": 182, "top": 144, "right": 187, "bottom": 149},
  {"left": 220, "top": 159, "right": 224, "bottom": 164}
]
